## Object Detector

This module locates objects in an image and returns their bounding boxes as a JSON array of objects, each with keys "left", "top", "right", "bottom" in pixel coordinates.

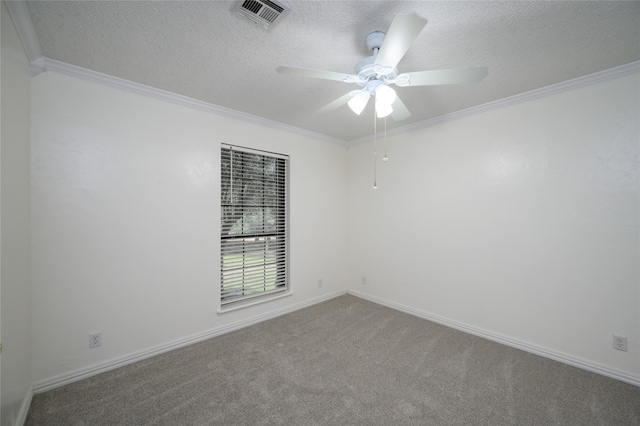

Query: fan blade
[
  {"left": 277, "top": 66, "right": 358, "bottom": 83},
  {"left": 394, "top": 66, "right": 488, "bottom": 87},
  {"left": 316, "top": 90, "right": 362, "bottom": 115},
  {"left": 390, "top": 95, "right": 411, "bottom": 121},
  {"left": 374, "top": 12, "right": 428, "bottom": 74}
]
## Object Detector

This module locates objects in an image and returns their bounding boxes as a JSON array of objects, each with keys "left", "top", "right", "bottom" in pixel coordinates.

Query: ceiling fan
[{"left": 276, "top": 12, "right": 488, "bottom": 120}]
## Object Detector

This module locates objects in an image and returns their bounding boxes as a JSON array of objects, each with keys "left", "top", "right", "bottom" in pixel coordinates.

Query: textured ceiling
[{"left": 25, "top": 1, "right": 640, "bottom": 142}]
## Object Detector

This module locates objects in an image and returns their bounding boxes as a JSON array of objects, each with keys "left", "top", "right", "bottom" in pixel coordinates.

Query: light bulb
[
  {"left": 373, "top": 184, "right": 378, "bottom": 189},
  {"left": 348, "top": 91, "right": 371, "bottom": 115},
  {"left": 383, "top": 155, "right": 388, "bottom": 162}
]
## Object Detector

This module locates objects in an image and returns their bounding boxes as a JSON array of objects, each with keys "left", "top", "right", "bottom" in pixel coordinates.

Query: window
[{"left": 220, "top": 145, "right": 288, "bottom": 307}]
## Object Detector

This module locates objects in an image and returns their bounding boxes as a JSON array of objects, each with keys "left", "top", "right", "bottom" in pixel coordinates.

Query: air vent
[{"left": 233, "top": 0, "right": 291, "bottom": 29}]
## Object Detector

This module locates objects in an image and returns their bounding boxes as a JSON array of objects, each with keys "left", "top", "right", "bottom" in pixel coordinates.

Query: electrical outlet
[
  {"left": 317, "top": 278, "right": 323, "bottom": 288},
  {"left": 89, "top": 332, "right": 102, "bottom": 348},
  {"left": 613, "top": 335, "right": 627, "bottom": 352}
]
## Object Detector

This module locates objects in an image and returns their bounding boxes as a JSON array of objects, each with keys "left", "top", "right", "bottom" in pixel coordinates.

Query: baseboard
[
  {"left": 33, "top": 290, "right": 347, "bottom": 393},
  {"left": 31, "top": 288, "right": 639, "bottom": 394},
  {"left": 347, "top": 289, "right": 640, "bottom": 387},
  {"left": 15, "top": 385, "right": 34, "bottom": 426}
]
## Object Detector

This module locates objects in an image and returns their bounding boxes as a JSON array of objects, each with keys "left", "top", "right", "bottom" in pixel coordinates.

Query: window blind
[{"left": 220, "top": 145, "right": 288, "bottom": 306}]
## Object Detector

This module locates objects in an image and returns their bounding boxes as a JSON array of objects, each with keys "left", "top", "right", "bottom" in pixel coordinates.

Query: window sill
[{"left": 217, "top": 291, "right": 293, "bottom": 314}]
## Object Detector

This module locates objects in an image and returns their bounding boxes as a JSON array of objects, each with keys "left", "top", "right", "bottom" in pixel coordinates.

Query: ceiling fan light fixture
[{"left": 348, "top": 91, "right": 371, "bottom": 115}]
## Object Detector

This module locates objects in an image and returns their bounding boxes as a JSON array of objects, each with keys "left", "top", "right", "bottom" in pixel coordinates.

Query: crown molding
[
  {"left": 26, "top": 52, "right": 639, "bottom": 150},
  {"left": 4, "top": 0, "right": 42, "bottom": 63},
  {"left": 30, "top": 56, "right": 348, "bottom": 147},
  {"left": 8, "top": 0, "right": 639, "bottom": 147},
  {"left": 346, "top": 60, "right": 640, "bottom": 148}
]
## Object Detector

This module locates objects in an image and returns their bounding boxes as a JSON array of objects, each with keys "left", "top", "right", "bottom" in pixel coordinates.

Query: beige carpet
[{"left": 26, "top": 294, "right": 640, "bottom": 425}]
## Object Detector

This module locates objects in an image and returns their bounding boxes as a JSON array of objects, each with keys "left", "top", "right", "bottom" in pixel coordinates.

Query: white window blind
[{"left": 220, "top": 145, "right": 288, "bottom": 306}]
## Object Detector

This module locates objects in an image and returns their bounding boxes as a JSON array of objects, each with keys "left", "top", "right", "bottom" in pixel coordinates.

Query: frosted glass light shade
[
  {"left": 348, "top": 91, "right": 371, "bottom": 115},
  {"left": 374, "top": 85, "right": 396, "bottom": 118},
  {"left": 375, "top": 85, "right": 396, "bottom": 106},
  {"left": 375, "top": 98, "right": 393, "bottom": 118}
]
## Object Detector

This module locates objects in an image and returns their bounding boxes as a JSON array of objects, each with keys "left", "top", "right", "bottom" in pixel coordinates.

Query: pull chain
[
  {"left": 373, "top": 104, "right": 377, "bottom": 189},
  {"left": 383, "top": 116, "right": 388, "bottom": 163}
]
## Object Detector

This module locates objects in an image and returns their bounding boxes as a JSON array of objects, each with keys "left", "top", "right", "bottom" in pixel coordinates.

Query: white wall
[
  {"left": 27, "top": 58, "right": 640, "bottom": 390},
  {"left": 1, "top": 1, "right": 33, "bottom": 424},
  {"left": 30, "top": 71, "right": 348, "bottom": 385},
  {"left": 347, "top": 73, "right": 640, "bottom": 379}
]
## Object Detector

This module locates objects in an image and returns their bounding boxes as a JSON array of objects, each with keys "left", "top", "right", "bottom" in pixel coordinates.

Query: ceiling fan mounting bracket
[{"left": 366, "top": 31, "right": 386, "bottom": 52}]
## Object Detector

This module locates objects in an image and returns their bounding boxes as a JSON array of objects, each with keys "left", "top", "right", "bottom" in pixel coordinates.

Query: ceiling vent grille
[{"left": 233, "top": 0, "right": 291, "bottom": 29}]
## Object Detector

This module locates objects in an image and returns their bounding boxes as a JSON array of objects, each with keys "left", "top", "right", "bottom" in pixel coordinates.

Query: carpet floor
[{"left": 26, "top": 294, "right": 640, "bottom": 425}]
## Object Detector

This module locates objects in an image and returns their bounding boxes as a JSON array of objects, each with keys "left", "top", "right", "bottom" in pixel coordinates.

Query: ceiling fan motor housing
[{"left": 353, "top": 31, "right": 398, "bottom": 86}]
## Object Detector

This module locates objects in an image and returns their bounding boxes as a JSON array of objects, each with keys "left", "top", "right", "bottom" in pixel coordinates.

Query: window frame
[{"left": 219, "top": 144, "right": 290, "bottom": 311}]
